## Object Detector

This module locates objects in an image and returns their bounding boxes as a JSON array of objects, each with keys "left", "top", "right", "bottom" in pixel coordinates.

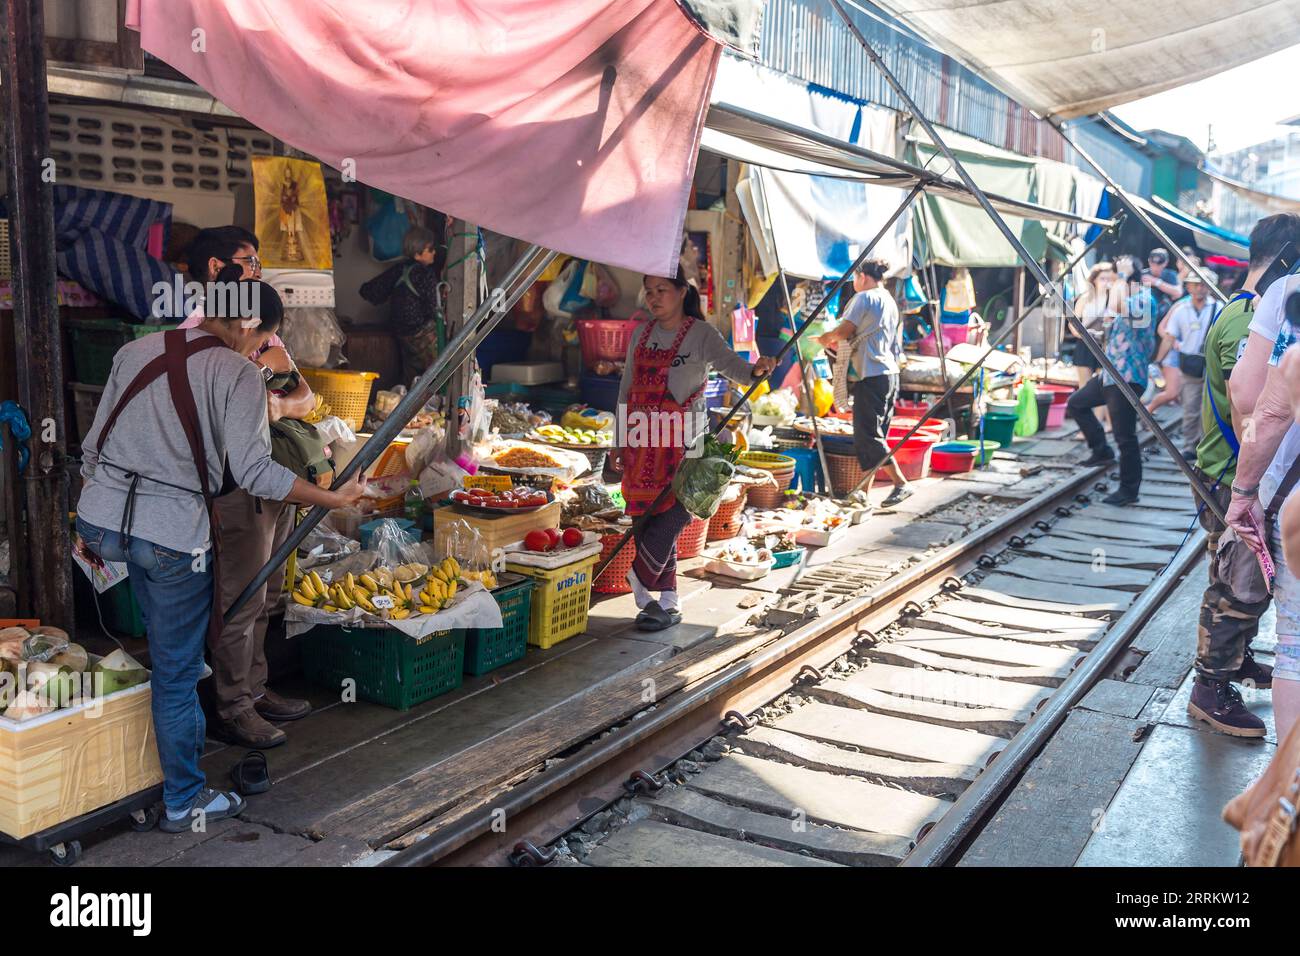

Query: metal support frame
[
  {"left": 846, "top": 219, "right": 1119, "bottom": 497},
  {"left": 226, "top": 244, "right": 557, "bottom": 621},
  {"left": 754, "top": 175, "right": 832, "bottom": 494},
  {"left": 828, "top": 0, "right": 1225, "bottom": 524},
  {"left": 1, "top": 0, "right": 74, "bottom": 626},
  {"left": 591, "top": 184, "right": 926, "bottom": 582},
  {"left": 1058, "top": 118, "right": 1227, "bottom": 305}
]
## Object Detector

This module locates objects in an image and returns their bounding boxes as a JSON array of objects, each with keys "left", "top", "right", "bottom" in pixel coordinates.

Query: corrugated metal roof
[{"left": 757, "top": 0, "right": 1066, "bottom": 160}]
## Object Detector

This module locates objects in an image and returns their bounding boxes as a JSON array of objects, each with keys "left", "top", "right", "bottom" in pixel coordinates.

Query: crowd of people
[{"left": 1066, "top": 214, "right": 1300, "bottom": 745}]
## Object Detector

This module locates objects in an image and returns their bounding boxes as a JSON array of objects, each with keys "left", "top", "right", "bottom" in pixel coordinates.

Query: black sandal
[
  {"left": 230, "top": 750, "right": 272, "bottom": 796},
  {"left": 635, "top": 600, "right": 682, "bottom": 632}
]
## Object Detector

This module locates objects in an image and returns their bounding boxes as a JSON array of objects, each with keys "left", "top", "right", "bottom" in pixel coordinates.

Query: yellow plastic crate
[
  {"left": 299, "top": 368, "right": 379, "bottom": 431},
  {"left": 505, "top": 554, "right": 598, "bottom": 649}
]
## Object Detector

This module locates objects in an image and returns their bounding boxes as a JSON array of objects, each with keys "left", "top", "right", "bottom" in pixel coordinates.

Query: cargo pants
[{"left": 1195, "top": 478, "right": 1270, "bottom": 679}]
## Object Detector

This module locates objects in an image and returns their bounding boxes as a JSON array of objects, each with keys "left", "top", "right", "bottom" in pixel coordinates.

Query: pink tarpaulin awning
[{"left": 125, "top": 1, "right": 723, "bottom": 275}]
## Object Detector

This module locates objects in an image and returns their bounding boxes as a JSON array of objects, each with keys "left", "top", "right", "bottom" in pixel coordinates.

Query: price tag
[
  {"left": 464, "top": 475, "right": 513, "bottom": 492},
  {"left": 371, "top": 595, "right": 395, "bottom": 610},
  {"left": 318, "top": 569, "right": 333, "bottom": 583}
]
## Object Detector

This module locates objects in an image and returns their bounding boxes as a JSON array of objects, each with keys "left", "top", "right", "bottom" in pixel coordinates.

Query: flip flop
[
  {"left": 230, "top": 750, "right": 272, "bottom": 796},
  {"left": 882, "top": 486, "right": 914, "bottom": 508},
  {"left": 636, "top": 600, "right": 681, "bottom": 632}
]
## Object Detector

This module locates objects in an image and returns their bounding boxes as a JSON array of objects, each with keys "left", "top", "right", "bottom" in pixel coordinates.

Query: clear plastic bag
[
  {"left": 314, "top": 415, "right": 356, "bottom": 445},
  {"left": 369, "top": 517, "right": 427, "bottom": 569},
  {"left": 300, "top": 520, "right": 361, "bottom": 569},
  {"left": 445, "top": 517, "right": 490, "bottom": 575},
  {"left": 405, "top": 423, "right": 449, "bottom": 476},
  {"left": 278, "top": 307, "right": 346, "bottom": 368}
]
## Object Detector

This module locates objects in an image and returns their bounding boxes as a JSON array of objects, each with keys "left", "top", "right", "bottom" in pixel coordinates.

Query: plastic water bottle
[{"left": 404, "top": 479, "right": 424, "bottom": 525}]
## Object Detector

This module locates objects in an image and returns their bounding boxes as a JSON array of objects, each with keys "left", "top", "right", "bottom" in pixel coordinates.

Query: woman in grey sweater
[
  {"left": 613, "top": 273, "right": 773, "bottom": 630},
  {"left": 76, "top": 280, "right": 367, "bottom": 832}
]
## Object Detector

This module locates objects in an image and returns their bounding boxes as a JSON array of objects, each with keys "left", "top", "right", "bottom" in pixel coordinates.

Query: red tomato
[
  {"left": 524, "top": 530, "right": 550, "bottom": 552},
  {"left": 562, "top": 528, "right": 584, "bottom": 548},
  {"left": 544, "top": 528, "right": 561, "bottom": 550}
]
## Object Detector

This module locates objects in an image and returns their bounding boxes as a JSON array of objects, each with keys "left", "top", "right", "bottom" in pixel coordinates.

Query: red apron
[{"left": 621, "top": 318, "right": 705, "bottom": 516}]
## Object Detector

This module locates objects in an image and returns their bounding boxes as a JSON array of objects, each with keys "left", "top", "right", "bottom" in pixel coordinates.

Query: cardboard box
[{"left": 433, "top": 500, "right": 561, "bottom": 556}]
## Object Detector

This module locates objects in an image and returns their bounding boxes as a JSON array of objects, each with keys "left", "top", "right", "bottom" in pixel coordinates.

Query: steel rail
[
  {"left": 383, "top": 447, "right": 1126, "bottom": 866},
  {"left": 902, "top": 525, "right": 1208, "bottom": 867}
]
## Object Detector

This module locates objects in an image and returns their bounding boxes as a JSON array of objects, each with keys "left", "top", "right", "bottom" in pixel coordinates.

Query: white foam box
[{"left": 490, "top": 361, "right": 565, "bottom": 385}]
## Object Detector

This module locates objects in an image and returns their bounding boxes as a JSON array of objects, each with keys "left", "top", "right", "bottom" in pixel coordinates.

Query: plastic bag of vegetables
[{"left": 672, "top": 435, "right": 742, "bottom": 519}]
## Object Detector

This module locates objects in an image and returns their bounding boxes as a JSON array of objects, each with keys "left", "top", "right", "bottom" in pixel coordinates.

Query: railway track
[{"left": 386, "top": 434, "right": 1207, "bottom": 867}]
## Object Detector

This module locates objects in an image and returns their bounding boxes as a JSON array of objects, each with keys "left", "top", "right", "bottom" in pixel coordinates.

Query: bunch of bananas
[
  {"left": 294, "top": 568, "right": 421, "bottom": 620},
  {"left": 418, "top": 557, "right": 462, "bottom": 612},
  {"left": 301, "top": 392, "right": 332, "bottom": 425},
  {"left": 461, "top": 568, "right": 498, "bottom": 589}
]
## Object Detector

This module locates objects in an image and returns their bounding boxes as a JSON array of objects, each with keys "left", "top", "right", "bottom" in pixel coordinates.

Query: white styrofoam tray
[{"left": 500, "top": 530, "right": 602, "bottom": 569}]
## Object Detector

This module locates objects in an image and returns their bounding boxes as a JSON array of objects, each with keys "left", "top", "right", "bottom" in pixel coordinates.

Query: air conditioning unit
[{"left": 261, "top": 269, "right": 335, "bottom": 308}]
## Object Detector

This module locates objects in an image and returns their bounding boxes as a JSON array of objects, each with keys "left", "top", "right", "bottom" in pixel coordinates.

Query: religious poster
[{"left": 252, "top": 156, "right": 333, "bottom": 270}]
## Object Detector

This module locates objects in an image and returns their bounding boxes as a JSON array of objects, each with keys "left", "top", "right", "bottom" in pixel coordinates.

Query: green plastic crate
[
  {"left": 464, "top": 573, "right": 532, "bottom": 676},
  {"left": 301, "top": 623, "right": 465, "bottom": 711},
  {"left": 67, "top": 319, "right": 177, "bottom": 387}
]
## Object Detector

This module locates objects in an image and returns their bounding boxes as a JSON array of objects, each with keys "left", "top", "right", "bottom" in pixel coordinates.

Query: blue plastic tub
[
  {"left": 475, "top": 328, "right": 532, "bottom": 379},
  {"left": 580, "top": 372, "right": 621, "bottom": 412}
]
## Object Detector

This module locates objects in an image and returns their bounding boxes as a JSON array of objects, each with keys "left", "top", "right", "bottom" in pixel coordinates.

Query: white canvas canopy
[{"left": 869, "top": 0, "right": 1300, "bottom": 120}]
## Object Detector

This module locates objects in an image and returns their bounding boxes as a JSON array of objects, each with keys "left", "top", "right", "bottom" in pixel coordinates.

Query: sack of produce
[{"left": 672, "top": 435, "right": 742, "bottom": 520}]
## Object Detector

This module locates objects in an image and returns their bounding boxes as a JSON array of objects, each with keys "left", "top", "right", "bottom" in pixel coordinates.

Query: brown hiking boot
[
  {"left": 214, "top": 709, "right": 287, "bottom": 749},
  {"left": 1187, "top": 678, "right": 1266, "bottom": 738},
  {"left": 254, "top": 688, "right": 311, "bottom": 722}
]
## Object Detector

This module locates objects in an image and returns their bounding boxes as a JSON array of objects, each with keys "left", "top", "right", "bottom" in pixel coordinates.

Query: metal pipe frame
[
  {"left": 225, "top": 244, "right": 557, "bottom": 622},
  {"left": 591, "top": 184, "right": 925, "bottom": 582},
  {"left": 845, "top": 218, "right": 1120, "bottom": 497},
  {"left": 1057, "top": 118, "right": 1227, "bottom": 305},
  {"left": 828, "top": 0, "right": 1226, "bottom": 525}
]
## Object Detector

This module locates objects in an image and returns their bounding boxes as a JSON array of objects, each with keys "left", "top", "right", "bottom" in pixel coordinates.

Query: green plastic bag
[
  {"left": 672, "top": 435, "right": 742, "bottom": 519},
  {"left": 1013, "top": 382, "right": 1038, "bottom": 437}
]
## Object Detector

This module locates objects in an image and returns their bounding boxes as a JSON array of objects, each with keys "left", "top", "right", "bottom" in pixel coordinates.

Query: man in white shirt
[{"left": 1155, "top": 272, "right": 1214, "bottom": 457}]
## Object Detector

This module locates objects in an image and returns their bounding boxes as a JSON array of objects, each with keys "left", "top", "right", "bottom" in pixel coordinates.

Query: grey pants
[{"left": 1180, "top": 376, "right": 1204, "bottom": 452}]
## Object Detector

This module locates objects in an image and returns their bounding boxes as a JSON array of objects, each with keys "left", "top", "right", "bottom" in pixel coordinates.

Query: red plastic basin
[
  {"left": 930, "top": 442, "right": 978, "bottom": 474},
  {"left": 885, "top": 433, "right": 938, "bottom": 481},
  {"left": 890, "top": 416, "right": 948, "bottom": 439},
  {"left": 1036, "top": 383, "right": 1076, "bottom": 406}
]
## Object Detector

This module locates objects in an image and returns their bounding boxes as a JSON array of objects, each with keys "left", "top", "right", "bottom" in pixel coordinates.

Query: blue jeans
[{"left": 75, "top": 517, "right": 213, "bottom": 812}]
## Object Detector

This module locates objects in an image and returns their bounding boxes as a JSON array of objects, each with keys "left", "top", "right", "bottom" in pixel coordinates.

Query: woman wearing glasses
[{"left": 175, "top": 227, "right": 322, "bottom": 749}]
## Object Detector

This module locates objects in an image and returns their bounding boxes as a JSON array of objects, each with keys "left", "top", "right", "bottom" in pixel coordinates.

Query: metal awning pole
[
  {"left": 592, "top": 184, "right": 925, "bottom": 582},
  {"left": 916, "top": 197, "right": 957, "bottom": 426},
  {"left": 754, "top": 175, "right": 833, "bottom": 496},
  {"left": 225, "top": 244, "right": 557, "bottom": 621},
  {"left": 829, "top": 0, "right": 1225, "bottom": 523},
  {"left": 1056, "top": 117, "right": 1227, "bottom": 305},
  {"left": 775, "top": 269, "right": 833, "bottom": 495},
  {"left": 845, "top": 218, "right": 1120, "bottom": 497}
]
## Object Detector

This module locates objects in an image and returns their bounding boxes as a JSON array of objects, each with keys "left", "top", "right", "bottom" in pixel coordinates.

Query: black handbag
[{"left": 1178, "top": 352, "right": 1206, "bottom": 379}]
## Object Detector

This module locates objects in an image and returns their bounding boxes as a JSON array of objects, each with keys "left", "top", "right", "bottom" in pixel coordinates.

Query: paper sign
[
  {"left": 464, "top": 475, "right": 514, "bottom": 492},
  {"left": 371, "top": 594, "right": 395, "bottom": 610},
  {"left": 71, "top": 532, "right": 129, "bottom": 594}
]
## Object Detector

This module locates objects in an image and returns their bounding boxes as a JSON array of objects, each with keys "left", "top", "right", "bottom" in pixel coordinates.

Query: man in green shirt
[{"left": 1190, "top": 213, "right": 1300, "bottom": 736}]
